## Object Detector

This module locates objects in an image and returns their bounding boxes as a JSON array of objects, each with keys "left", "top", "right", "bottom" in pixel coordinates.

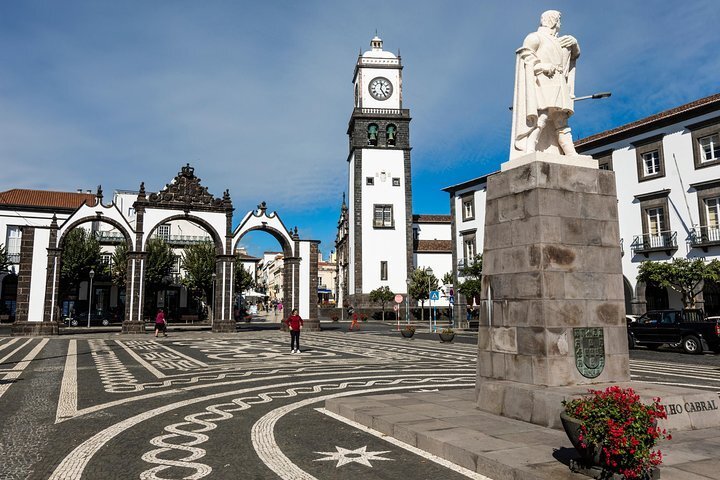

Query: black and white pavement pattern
[
  {"left": 0, "top": 328, "right": 718, "bottom": 480},
  {"left": 0, "top": 331, "right": 482, "bottom": 480}
]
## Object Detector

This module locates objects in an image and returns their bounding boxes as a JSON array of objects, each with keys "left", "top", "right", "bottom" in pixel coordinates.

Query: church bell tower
[{"left": 345, "top": 36, "right": 413, "bottom": 309}]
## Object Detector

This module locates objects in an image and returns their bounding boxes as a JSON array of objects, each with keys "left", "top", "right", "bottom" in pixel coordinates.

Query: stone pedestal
[
  {"left": 477, "top": 155, "right": 629, "bottom": 419},
  {"left": 11, "top": 321, "right": 59, "bottom": 336},
  {"left": 474, "top": 153, "right": 720, "bottom": 431},
  {"left": 121, "top": 320, "right": 146, "bottom": 334}
]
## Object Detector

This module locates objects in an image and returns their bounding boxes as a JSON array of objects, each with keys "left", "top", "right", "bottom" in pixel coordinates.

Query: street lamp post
[
  {"left": 405, "top": 278, "right": 411, "bottom": 325},
  {"left": 87, "top": 269, "right": 95, "bottom": 328},
  {"left": 211, "top": 272, "right": 217, "bottom": 326},
  {"left": 426, "top": 267, "right": 433, "bottom": 333}
]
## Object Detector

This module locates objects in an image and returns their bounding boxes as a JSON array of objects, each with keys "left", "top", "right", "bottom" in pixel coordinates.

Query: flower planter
[
  {"left": 560, "top": 412, "right": 661, "bottom": 480},
  {"left": 439, "top": 332, "right": 455, "bottom": 343},
  {"left": 400, "top": 329, "right": 415, "bottom": 338}
]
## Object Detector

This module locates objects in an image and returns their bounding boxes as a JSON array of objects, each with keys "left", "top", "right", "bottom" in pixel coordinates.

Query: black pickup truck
[{"left": 627, "top": 309, "right": 720, "bottom": 354}]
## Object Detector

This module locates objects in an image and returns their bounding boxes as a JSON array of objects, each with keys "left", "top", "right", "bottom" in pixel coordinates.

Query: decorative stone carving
[
  {"left": 148, "top": 164, "right": 224, "bottom": 209},
  {"left": 510, "top": 10, "right": 580, "bottom": 159}
]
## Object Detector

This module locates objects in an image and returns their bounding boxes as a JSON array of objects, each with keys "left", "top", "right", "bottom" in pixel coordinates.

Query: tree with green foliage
[
  {"left": 457, "top": 254, "right": 483, "bottom": 307},
  {"left": 369, "top": 286, "right": 395, "bottom": 320},
  {"left": 637, "top": 258, "right": 720, "bottom": 308},
  {"left": 235, "top": 260, "right": 256, "bottom": 294},
  {"left": 60, "top": 228, "right": 103, "bottom": 299},
  {"left": 143, "top": 238, "right": 176, "bottom": 316},
  {"left": 111, "top": 242, "right": 128, "bottom": 287},
  {"left": 0, "top": 243, "right": 9, "bottom": 272},
  {"left": 442, "top": 271, "right": 454, "bottom": 287},
  {"left": 181, "top": 241, "right": 216, "bottom": 318},
  {"left": 408, "top": 268, "right": 439, "bottom": 321}
]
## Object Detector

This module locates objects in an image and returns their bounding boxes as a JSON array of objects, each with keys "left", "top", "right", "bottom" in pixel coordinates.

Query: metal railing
[
  {"left": 95, "top": 231, "right": 125, "bottom": 243},
  {"left": 689, "top": 226, "right": 720, "bottom": 247},
  {"left": 7, "top": 253, "right": 20, "bottom": 264},
  {"left": 630, "top": 231, "right": 677, "bottom": 255},
  {"left": 151, "top": 234, "right": 213, "bottom": 246}
]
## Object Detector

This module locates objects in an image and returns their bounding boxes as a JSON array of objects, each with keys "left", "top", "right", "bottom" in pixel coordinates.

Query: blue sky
[{"left": 1, "top": 1, "right": 718, "bottom": 258}]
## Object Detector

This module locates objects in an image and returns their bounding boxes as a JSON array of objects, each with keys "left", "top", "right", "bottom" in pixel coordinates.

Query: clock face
[{"left": 368, "top": 77, "right": 393, "bottom": 100}]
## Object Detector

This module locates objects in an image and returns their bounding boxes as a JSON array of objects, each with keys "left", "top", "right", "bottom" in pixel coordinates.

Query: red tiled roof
[
  {"left": 0, "top": 189, "right": 96, "bottom": 210},
  {"left": 576, "top": 93, "right": 720, "bottom": 151},
  {"left": 413, "top": 214, "right": 451, "bottom": 223},
  {"left": 415, "top": 239, "right": 452, "bottom": 252}
]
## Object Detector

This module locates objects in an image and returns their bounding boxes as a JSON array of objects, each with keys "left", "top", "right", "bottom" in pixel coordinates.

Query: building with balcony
[
  {"left": 576, "top": 93, "right": 720, "bottom": 315},
  {"left": 444, "top": 93, "right": 720, "bottom": 317}
]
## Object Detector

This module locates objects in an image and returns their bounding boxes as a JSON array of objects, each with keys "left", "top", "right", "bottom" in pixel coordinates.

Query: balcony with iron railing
[
  {"left": 151, "top": 234, "right": 213, "bottom": 246},
  {"left": 630, "top": 231, "right": 678, "bottom": 257},
  {"left": 689, "top": 225, "right": 720, "bottom": 251},
  {"left": 7, "top": 253, "right": 20, "bottom": 264},
  {"left": 94, "top": 231, "right": 126, "bottom": 244}
]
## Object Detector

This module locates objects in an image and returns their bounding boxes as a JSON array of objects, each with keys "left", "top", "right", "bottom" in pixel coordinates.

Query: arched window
[
  {"left": 368, "top": 124, "right": 378, "bottom": 146},
  {"left": 386, "top": 124, "right": 397, "bottom": 146}
]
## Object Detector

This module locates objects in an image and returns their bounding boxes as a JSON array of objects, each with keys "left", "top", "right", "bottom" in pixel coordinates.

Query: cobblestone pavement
[{"left": 0, "top": 330, "right": 481, "bottom": 480}]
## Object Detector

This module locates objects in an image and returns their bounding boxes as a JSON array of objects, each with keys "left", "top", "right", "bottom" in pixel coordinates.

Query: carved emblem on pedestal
[{"left": 573, "top": 327, "right": 605, "bottom": 378}]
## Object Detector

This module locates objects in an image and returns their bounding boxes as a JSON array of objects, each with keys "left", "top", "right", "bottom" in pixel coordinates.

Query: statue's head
[{"left": 540, "top": 10, "right": 561, "bottom": 30}]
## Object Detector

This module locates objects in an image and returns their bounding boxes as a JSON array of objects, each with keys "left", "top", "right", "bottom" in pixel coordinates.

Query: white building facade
[{"left": 445, "top": 93, "right": 720, "bottom": 318}]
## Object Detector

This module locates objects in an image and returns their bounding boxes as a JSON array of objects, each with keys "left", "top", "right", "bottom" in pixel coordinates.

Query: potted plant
[
  {"left": 360, "top": 313, "right": 368, "bottom": 322},
  {"left": 439, "top": 327, "right": 455, "bottom": 342},
  {"left": 401, "top": 325, "right": 415, "bottom": 338},
  {"left": 331, "top": 315, "right": 339, "bottom": 323},
  {"left": 561, "top": 386, "right": 671, "bottom": 479}
]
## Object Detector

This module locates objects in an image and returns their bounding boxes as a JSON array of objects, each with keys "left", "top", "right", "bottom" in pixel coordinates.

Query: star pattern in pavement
[{"left": 314, "top": 445, "right": 393, "bottom": 467}]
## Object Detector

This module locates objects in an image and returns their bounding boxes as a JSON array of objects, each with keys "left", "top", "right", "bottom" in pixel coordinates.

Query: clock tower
[{"left": 344, "top": 36, "right": 413, "bottom": 309}]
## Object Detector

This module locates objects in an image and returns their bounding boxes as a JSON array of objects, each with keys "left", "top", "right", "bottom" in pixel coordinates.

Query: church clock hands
[{"left": 368, "top": 77, "right": 392, "bottom": 100}]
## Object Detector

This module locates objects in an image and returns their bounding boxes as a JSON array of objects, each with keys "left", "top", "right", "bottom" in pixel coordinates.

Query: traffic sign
[
  {"left": 393, "top": 304, "right": 399, "bottom": 312},
  {"left": 430, "top": 290, "right": 440, "bottom": 301},
  {"left": 449, "top": 296, "right": 454, "bottom": 304},
  {"left": 394, "top": 294, "right": 403, "bottom": 304}
]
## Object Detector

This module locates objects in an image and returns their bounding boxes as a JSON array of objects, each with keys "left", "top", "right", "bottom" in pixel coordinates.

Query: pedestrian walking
[
  {"left": 285, "top": 308, "right": 303, "bottom": 353},
  {"left": 154, "top": 308, "right": 167, "bottom": 337},
  {"left": 349, "top": 313, "right": 360, "bottom": 331}
]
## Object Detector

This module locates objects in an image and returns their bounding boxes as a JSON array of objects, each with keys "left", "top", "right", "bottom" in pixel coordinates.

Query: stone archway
[
  {"left": 124, "top": 164, "right": 235, "bottom": 333},
  {"left": 12, "top": 188, "right": 137, "bottom": 335},
  {"left": 233, "top": 202, "right": 319, "bottom": 330}
]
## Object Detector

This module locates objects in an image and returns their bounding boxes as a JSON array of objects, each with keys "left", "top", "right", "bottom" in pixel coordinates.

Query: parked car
[
  {"left": 65, "top": 312, "right": 112, "bottom": 327},
  {"left": 627, "top": 309, "right": 720, "bottom": 354},
  {"left": 625, "top": 314, "right": 639, "bottom": 325}
]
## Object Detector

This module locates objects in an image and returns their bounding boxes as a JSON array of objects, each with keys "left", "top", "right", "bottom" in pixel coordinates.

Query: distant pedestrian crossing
[{"left": 630, "top": 358, "right": 720, "bottom": 394}]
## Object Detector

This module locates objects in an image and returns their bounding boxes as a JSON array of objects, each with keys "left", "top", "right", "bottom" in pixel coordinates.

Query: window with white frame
[
  {"left": 373, "top": 205, "right": 394, "bottom": 228},
  {"left": 101, "top": 254, "right": 112, "bottom": 265},
  {"left": 463, "top": 233, "right": 476, "bottom": 262},
  {"left": 173, "top": 255, "right": 181, "bottom": 274},
  {"left": 646, "top": 207, "right": 666, "bottom": 236},
  {"left": 699, "top": 134, "right": 720, "bottom": 163},
  {"left": 380, "top": 261, "right": 388, "bottom": 281},
  {"left": 706, "top": 197, "right": 719, "bottom": 228},
  {"left": 634, "top": 136, "right": 665, "bottom": 181},
  {"left": 642, "top": 150, "right": 661, "bottom": 176},
  {"left": 5, "top": 226, "right": 21, "bottom": 262},
  {"left": 689, "top": 119, "right": 720, "bottom": 169},
  {"left": 462, "top": 195, "right": 475, "bottom": 221},
  {"left": 157, "top": 224, "right": 171, "bottom": 240}
]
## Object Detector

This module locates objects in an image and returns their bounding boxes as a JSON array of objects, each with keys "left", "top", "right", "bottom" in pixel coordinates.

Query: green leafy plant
[
  {"left": 369, "top": 286, "right": 395, "bottom": 320},
  {"left": 637, "top": 258, "right": 720, "bottom": 308},
  {"left": 441, "top": 327, "right": 454, "bottom": 334},
  {"left": 562, "top": 386, "right": 671, "bottom": 479}
]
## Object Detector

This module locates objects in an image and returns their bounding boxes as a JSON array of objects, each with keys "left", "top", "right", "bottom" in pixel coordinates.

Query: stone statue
[{"left": 510, "top": 10, "right": 580, "bottom": 159}]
